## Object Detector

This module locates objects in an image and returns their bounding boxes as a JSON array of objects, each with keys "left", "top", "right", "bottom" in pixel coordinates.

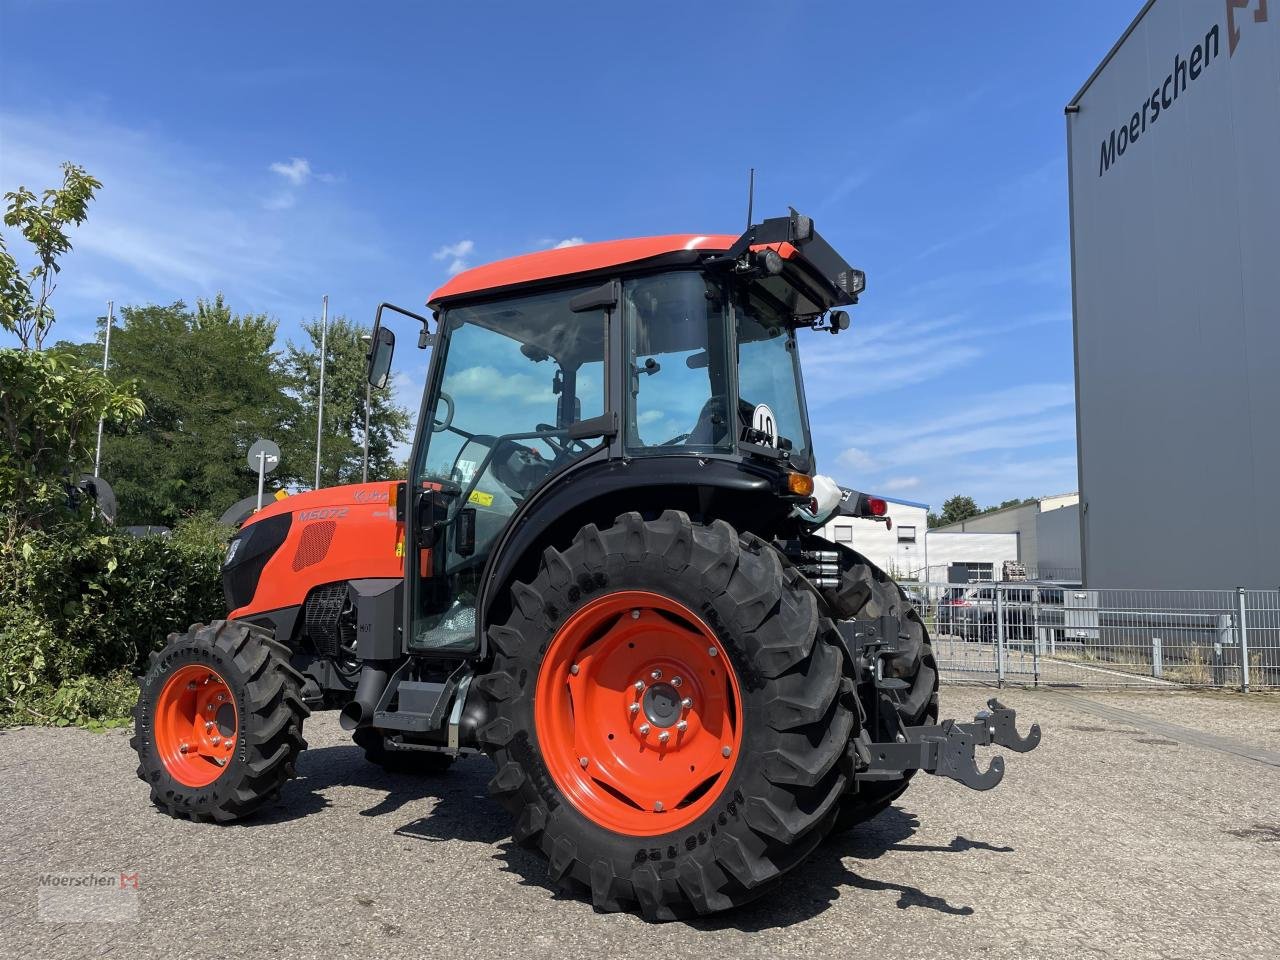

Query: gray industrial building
[{"left": 1067, "top": 0, "right": 1279, "bottom": 590}]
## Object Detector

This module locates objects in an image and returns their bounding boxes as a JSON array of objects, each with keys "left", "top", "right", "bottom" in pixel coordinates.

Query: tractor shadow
[
  {"left": 245, "top": 743, "right": 484, "bottom": 826},
  {"left": 253, "top": 748, "right": 1006, "bottom": 928}
]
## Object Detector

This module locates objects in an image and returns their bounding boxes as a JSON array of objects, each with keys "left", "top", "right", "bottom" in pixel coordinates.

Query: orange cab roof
[{"left": 428, "top": 234, "right": 738, "bottom": 306}]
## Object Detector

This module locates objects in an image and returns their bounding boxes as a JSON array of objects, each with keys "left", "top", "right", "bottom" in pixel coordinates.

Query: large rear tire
[
  {"left": 132, "top": 620, "right": 309, "bottom": 822},
  {"left": 821, "top": 555, "right": 939, "bottom": 833},
  {"left": 475, "top": 511, "right": 854, "bottom": 920}
]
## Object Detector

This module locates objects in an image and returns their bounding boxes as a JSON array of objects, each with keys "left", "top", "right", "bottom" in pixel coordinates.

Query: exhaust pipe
[{"left": 340, "top": 663, "right": 392, "bottom": 731}]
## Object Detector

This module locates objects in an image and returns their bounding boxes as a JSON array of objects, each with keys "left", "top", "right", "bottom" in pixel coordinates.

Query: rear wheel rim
[
  {"left": 534, "top": 590, "right": 743, "bottom": 836},
  {"left": 154, "top": 664, "right": 238, "bottom": 788}
]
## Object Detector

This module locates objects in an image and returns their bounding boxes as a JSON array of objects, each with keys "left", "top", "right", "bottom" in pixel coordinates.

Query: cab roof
[{"left": 428, "top": 234, "right": 737, "bottom": 307}]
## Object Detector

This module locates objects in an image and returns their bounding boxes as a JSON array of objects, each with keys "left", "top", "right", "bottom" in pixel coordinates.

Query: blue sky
[{"left": 0, "top": 0, "right": 1137, "bottom": 511}]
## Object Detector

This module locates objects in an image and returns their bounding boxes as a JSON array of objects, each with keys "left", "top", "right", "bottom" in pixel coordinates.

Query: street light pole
[
  {"left": 313, "top": 294, "right": 329, "bottom": 490},
  {"left": 92, "top": 300, "right": 114, "bottom": 478},
  {"left": 361, "top": 332, "right": 371, "bottom": 483}
]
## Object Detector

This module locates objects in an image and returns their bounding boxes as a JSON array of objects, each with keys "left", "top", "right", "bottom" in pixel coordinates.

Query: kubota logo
[{"left": 1227, "top": 0, "right": 1268, "bottom": 55}]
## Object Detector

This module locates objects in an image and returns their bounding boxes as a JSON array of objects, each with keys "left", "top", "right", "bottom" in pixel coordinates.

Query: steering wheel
[
  {"left": 491, "top": 438, "right": 550, "bottom": 495},
  {"left": 535, "top": 423, "right": 593, "bottom": 459},
  {"left": 432, "top": 391, "right": 455, "bottom": 433}
]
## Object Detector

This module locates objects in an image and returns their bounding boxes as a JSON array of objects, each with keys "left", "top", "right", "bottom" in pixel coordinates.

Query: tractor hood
[{"left": 242, "top": 482, "right": 398, "bottom": 528}]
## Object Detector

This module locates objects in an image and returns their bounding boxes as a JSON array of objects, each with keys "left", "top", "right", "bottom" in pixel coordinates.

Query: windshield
[{"left": 735, "top": 285, "right": 813, "bottom": 470}]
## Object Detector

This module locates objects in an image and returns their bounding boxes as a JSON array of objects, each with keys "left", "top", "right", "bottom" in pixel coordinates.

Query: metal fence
[{"left": 907, "top": 581, "right": 1280, "bottom": 689}]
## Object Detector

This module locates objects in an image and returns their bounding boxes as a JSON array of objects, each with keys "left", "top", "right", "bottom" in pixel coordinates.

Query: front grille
[{"left": 304, "top": 583, "right": 347, "bottom": 657}]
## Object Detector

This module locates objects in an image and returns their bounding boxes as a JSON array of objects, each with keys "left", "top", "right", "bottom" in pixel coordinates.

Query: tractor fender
[{"left": 474, "top": 455, "right": 790, "bottom": 654}]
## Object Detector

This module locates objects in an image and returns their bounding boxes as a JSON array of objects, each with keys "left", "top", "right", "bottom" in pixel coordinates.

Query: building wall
[
  {"left": 924, "top": 532, "right": 1019, "bottom": 583},
  {"left": 929, "top": 495, "right": 1078, "bottom": 573},
  {"left": 1036, "top": 504, "right": 1082, "bottom": 581},
  {"left": 818, "top": 502, "right": 929, "bottom": 579},
  {"left": 1067, "top": 0, "right": 1279, "bottom": 589}
]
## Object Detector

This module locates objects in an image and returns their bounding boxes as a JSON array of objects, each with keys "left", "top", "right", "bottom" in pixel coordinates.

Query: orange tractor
[{"left": 132, "top": 210, "right": 1039, "bottom": 919}]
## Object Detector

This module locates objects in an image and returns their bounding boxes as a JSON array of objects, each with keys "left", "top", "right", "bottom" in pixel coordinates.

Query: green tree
[
  {"left": 283, "top": 315, "right": 411, "bottom": 487},
  {"left": 0, "top": 163, "right": 101, "bottom": 350},
  {"left": 67, "top": 296, "right": 302, "bottom": 525},
  {"left": 0, "top": 349, "right": 144, "bottom": 538},
  {"left": 929, "top": 494, "right": 980, "bottom": 528}
]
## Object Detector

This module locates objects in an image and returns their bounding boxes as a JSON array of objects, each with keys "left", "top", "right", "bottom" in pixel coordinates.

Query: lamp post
[
  {"left": 313, "top": 294, "right": 329, "bottom": 489},
  {"left": 361, "top": 333, "right": 372, "bottom": 483},
  {"left": 92, "top": 300, "right": 114, "bottom": 478}
]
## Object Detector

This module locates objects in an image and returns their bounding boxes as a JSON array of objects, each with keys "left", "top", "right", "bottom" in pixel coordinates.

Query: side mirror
[{"left": 367, "top": 325, "right": 395, "bottom": 389}]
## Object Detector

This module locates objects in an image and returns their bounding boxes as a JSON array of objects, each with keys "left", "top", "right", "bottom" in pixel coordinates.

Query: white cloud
[
  {"left": 837, "top": 447, "right": 877, "bottom": 471},
  {"left": 269, "top": 157, "right": 312, "bottom": 185},
  {"left": 883, "top": 476, "right": 921, "bottom": 491},
  {"left": 552, "top": 237, "right": 585, "bottom": 249},
  {"left": 433, "top": 240, "right": 475, "bottom": 276},
  {"left": 0, "top": 109, "right": 387, "bottom": 344}
]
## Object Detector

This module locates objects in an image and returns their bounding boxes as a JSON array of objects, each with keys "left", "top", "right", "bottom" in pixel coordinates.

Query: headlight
[{"left": 224, "top": 537, "right": 242, "bottom": 567}]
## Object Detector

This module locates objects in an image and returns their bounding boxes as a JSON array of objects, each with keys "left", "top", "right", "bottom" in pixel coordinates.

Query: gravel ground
[{"left": 1, "top": 687, "right": 1277, "bottom": 960}]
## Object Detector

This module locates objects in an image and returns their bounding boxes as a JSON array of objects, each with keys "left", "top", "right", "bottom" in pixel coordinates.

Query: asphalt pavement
[{"left": 1, "top": 688, "right": 1277, "bottom": 960}]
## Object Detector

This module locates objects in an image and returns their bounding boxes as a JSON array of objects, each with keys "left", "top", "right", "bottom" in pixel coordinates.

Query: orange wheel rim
[
  {"left": 154, "top": 664, "right": 238, "bottom": 788},
  {"left": 534, "top": 590, "right": 743, "bottom": 836}
]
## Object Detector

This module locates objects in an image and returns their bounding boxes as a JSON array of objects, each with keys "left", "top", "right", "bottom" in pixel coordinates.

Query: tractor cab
[{"left": 367, "top": 211, "right": 866, "bottom": 657}]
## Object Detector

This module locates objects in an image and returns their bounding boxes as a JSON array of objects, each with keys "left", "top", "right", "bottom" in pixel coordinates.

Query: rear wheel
[
  {"left": 132, "top": 620, "right": 308, "bottom": 822},
  {"left": 476, "top": 511, "right": 854, "bottom": 920},
  {"left": 821, "top": 556, "right": 939, "bottom": 833}
]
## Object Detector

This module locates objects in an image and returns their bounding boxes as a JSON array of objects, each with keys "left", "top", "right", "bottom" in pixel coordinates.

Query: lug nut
[
  {"left": 708, "top": 647, "right": 718, "bottom": 657},
  {"left": 650, "top": 669, "right": 662, "bottom": 681},
  {"left": 629, "top": 703, "right": 640, "bottom": 715},
  {"left": 722, "top": 746, "right": 731, "bottom": 758},
  {"left": 224, "top": 740, "right": 233, "bottom": 750},
  {"left": 187, "top": 681, "right": 197, "bottom": 691},
  {"left": 216, "top": 693, "right": 225, "bottom": 703},
  {"left": 180, "top": 743, "right": 190, "bottom": 754},
  {"left": 205, "top": 721, "right": 214, "bottom": 732},
  {"left": 658, "top": 731, "right": 670, "bottom": 744},
  {"left": 639, "top": 724, "right": 650, "bottom": 736},
  {"left": 671, "top": 676, "right": 682, "bottom": 688},
  {"left": 211, "top": 736, "right": 221, "bottom": 746},
  {"left": 631, "top": 609, "right": 640, "bottom": 619},
  {"left": 206, "top": 704, "right": 215, "bottom": 713},
  {"left": 634, "top": 680, "right": 645, "bottom": 692},
  {"left": 579, "top": 756, "right": 589, "bottom": 768},
  {"left": 570, "top": 664, "right": 579, "bottom": 675},
  {"left": 676, "top": 721, "right": 688, "bottom": 733},
  {"left": 681, "top": 698, "right": 692, "bottom": 710},
  {"left": 653, "top": 801, "right": 664, "bottom": 812}
]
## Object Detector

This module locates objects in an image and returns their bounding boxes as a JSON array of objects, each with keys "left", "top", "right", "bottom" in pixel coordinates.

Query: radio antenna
[{"left": 746, "top": 167, "right": 755, "bottom": 230}]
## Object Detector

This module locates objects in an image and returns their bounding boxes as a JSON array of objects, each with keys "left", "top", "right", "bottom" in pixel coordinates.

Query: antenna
[{"left": 746, "top": 168, "right": 755, "bottom": 230}]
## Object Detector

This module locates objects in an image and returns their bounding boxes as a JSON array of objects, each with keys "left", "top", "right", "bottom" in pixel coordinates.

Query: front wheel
[
  {"left": 475, "top": 511, "right": 854, "bottom": 920},
  {"left": 132, "top": 620, "right": 309, "bottom": 822}
]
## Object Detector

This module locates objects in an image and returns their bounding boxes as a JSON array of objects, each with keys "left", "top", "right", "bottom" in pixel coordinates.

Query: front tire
[
  {"left": 475, "top": 511, "right": 854, "bottom": 920},
  {"left": 132, "top": 620, "right": 309, "bottom": 822}
]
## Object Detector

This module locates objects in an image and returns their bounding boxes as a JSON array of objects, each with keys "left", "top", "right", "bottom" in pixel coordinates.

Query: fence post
[
  {"left": 996, "top": 582, "right": 1007, "bottom": 687},
  {"left": 1236, "top": 587, "right": 1251, "bottom": 694},
  {"left": 1151, "top": 636, "right": 1163, "bottom": 679}
]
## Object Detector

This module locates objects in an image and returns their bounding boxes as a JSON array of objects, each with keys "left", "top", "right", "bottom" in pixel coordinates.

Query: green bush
[{"left": 0, "top": 514, "right": 227, "bottom": 727}]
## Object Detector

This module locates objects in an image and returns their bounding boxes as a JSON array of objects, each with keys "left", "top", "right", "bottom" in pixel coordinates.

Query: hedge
[{"left": 0, "top": 514, "right": 227, "bottom": 727}]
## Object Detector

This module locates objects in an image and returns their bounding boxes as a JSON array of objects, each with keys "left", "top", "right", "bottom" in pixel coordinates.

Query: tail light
[{"left": 867, "top": 497, "right": 887, "bottom": 516}]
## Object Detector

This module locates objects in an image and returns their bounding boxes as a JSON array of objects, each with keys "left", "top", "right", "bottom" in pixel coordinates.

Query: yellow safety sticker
[{"left": 468, "top": 490, "right": 495, "bottom": 507}]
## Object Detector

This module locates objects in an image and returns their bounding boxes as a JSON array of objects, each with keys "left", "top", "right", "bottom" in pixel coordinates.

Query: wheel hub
[
  {"left": 154, "top": 664, "right": 238, "bottom": 788},
  {"left": 534, "top": 590, "right": 743, "bottom": 836},
  {"left": 641, "top": 682, "right": 682, "bottom": 727}
]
